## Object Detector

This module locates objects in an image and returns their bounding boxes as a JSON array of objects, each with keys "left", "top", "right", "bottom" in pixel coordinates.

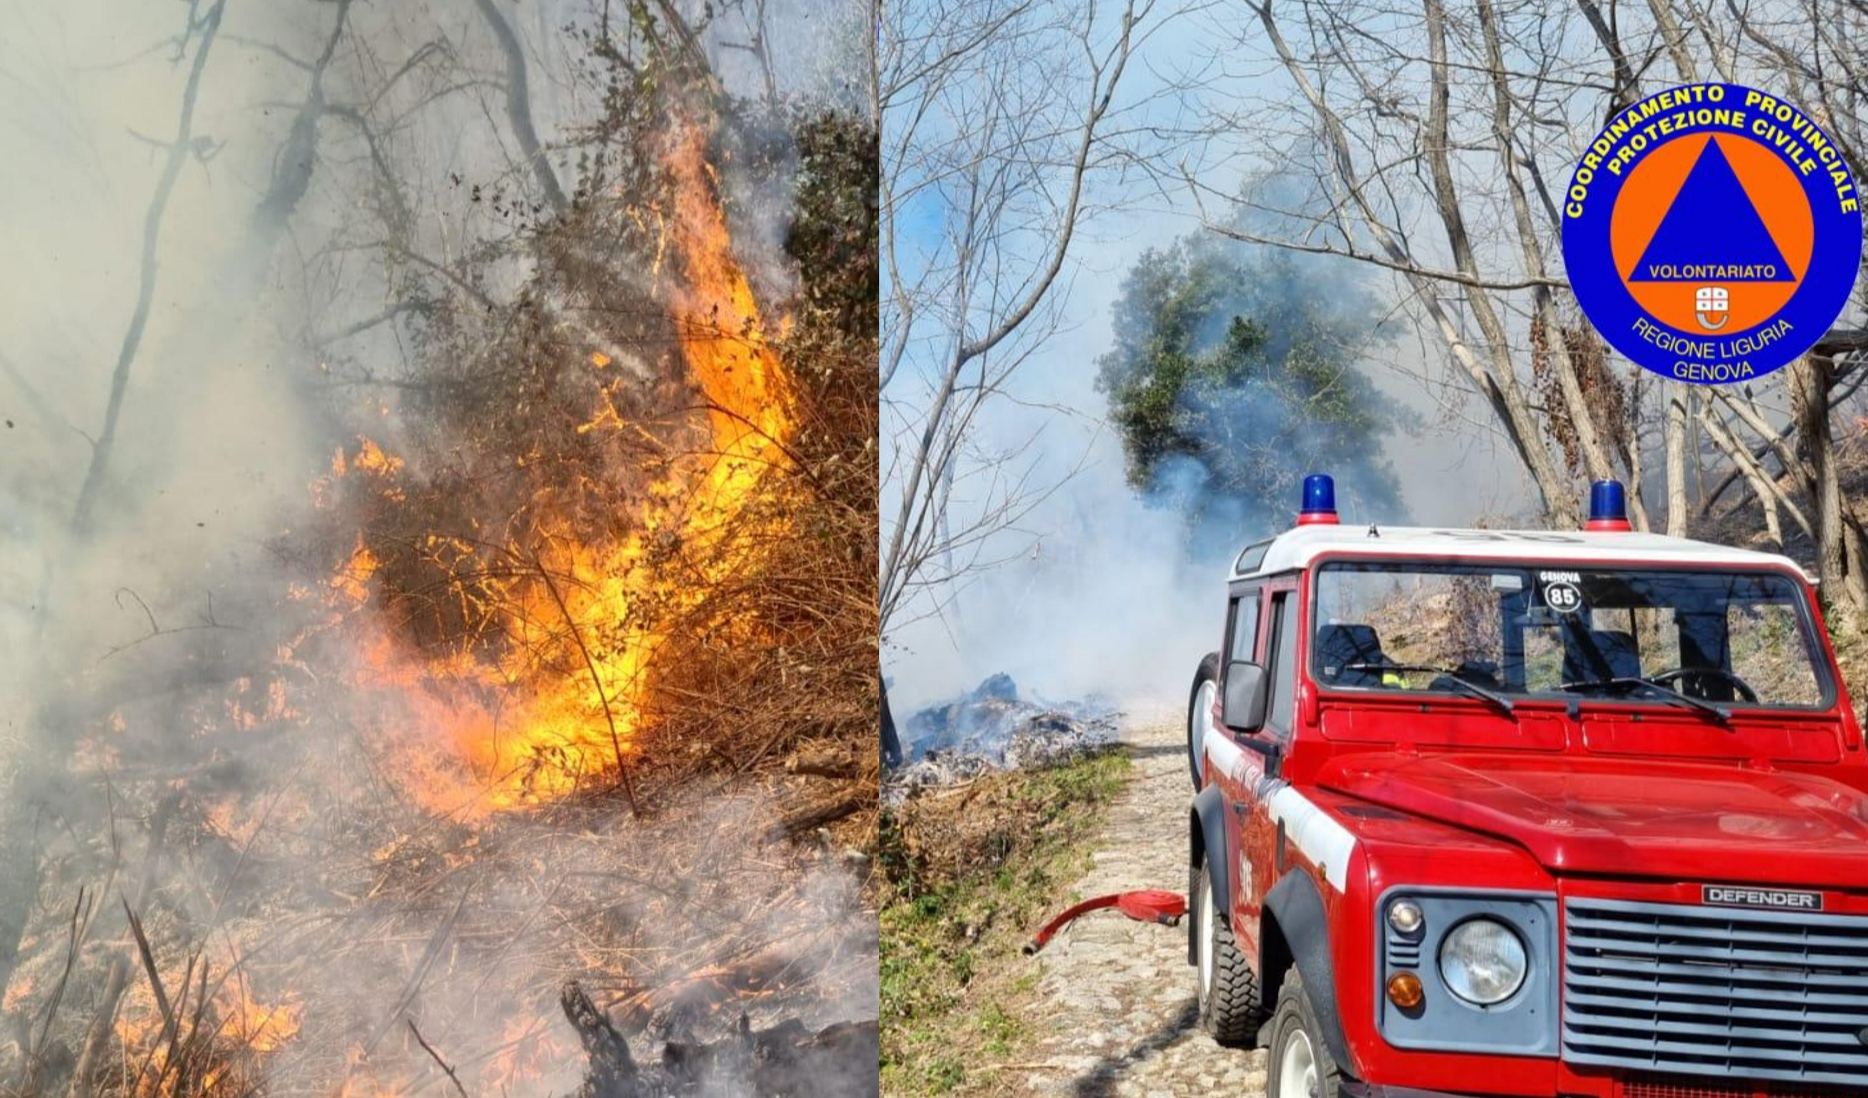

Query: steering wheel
[{"left": 1648, "top": 666, "right": 1759, "bottom": 704}]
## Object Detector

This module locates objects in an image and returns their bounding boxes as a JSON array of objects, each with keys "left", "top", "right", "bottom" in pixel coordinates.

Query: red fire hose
[{"left": 1023, "top": 890, "right": 1187, "bottom": 955}]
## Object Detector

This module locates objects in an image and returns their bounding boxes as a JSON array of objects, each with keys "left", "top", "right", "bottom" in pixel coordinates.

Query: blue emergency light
[
  {"left": 1585, "top": 478, "right": 1632, "bottom": 532},
  {"left": 1298, "top": 473, "right": 1339, "bottom": 526}
]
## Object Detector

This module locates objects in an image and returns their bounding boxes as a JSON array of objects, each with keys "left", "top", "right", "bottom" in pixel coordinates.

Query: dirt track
[{"left": 1015, "top": 708, "right": 1267, "bottom": 1097}]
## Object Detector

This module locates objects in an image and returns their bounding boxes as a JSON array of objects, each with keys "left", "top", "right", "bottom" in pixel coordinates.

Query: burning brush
[
  {"left": 3, "top": 97, "right": 877, "bottom": 1098},
  {"left": 308, "top": 115, "right": 798, "bottom": 818}
]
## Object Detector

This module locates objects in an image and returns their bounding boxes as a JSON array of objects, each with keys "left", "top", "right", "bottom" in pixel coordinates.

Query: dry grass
[{"left": 879, "top": 750, "right": 1129, "bottom": 1095}]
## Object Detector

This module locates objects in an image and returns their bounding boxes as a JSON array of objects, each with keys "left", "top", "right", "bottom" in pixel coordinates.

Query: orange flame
[
  {"left": 220, "top": 979, "right": 301, "bottom": 1054},
  {"left": 662, "top": 119, "right": 794, "bottom": 487},
  {"left": 108, "top": 976, "right": 300, "bottom": 1097},
  {"left": 321, "top": 115, "right": 794, "bottom": 814}
]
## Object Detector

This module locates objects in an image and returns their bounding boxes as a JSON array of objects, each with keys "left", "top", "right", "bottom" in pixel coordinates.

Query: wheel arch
[
  {"left": 1186, "top": 784, "right": 1229, "bottom": 965},
  {"left": 1263, "top": 870, "right": 1351, "bottom": 1069},
  {"left": 1187, "top": 651, "right": 1220, "bottom": 788}
]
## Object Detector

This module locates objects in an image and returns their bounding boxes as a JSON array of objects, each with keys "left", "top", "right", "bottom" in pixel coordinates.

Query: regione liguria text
[{"left": 1563, "top": 83, "right": 1863, "bottom": 384}]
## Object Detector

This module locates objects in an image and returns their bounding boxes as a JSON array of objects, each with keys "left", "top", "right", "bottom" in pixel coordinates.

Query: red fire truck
[{"left": 1186, "top": 474, "right": 1868, "bottom": 1098}]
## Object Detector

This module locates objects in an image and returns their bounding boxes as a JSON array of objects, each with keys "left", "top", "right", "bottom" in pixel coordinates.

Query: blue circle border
[{"left": 1561, "top": 83, "right": 1862, "bottom": 385}]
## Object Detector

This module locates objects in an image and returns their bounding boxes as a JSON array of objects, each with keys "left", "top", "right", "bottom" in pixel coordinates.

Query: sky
[{"left": 880, "top": 1, "right": 1538, "bottom": 714}]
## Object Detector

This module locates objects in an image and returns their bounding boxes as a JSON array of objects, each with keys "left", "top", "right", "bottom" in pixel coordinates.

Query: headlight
[{"left": 1438, "top": 918, "right": 1527, "bottom": 1005}]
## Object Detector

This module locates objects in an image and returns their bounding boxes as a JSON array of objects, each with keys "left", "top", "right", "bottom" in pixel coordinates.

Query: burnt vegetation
[{"left": 0, "top": 3, "right": 875, "bottom": 1097}]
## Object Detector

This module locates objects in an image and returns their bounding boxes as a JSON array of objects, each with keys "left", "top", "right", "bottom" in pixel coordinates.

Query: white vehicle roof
[{"left": 1233, "top": 523, "right": 1816, "bottom": 582}]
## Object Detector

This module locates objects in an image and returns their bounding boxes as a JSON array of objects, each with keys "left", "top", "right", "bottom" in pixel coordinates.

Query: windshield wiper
[
  {"left": 1344, "top": 663, "right": 1516, "bottom": 715},
  {"left": 1559, "top": 676, "right": 1732, "bottom": 726}
]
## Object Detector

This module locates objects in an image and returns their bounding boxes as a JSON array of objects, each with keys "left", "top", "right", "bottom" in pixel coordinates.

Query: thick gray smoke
[
  {"left": 882, "top": 216, "right": 1220, "bottom": 716},
  {"left": 885, "top": 201, "right": 1528, "bottom": 722}
]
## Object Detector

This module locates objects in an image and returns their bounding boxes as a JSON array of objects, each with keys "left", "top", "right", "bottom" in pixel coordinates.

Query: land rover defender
[{"left": 1187, "top": 475, "right": 1868, "bottom": 1097}]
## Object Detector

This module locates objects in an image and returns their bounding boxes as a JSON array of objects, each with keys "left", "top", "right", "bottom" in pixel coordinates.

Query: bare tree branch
[
  {"left": 70, "top": 0, "right": 227, "bottom": 538},
  {"left": 471, "top": 0, "right": 568, "bottom": 212}
]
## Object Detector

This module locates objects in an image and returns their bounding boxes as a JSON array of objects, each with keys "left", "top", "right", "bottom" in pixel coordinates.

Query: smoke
[
  {"left": 1109, "top": 234, "right": 1408, "bottom": 560},
  {"left": 0, "top": 3, "right": 873, "bottom": 1095},
  {"left": 883, "top": 158, "right": 1528, "bottom": 721},
  {"left": 882, "top": 243, "right": 1223, "bottom": 716},
  {"left": 1, "top": 2, "right": 314, "bottom": 644}
]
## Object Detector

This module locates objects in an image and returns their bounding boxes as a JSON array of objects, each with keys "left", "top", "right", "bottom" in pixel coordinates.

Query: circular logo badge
[{"left": 1563, "top": 84, "right": 1862, "bottom": 384}]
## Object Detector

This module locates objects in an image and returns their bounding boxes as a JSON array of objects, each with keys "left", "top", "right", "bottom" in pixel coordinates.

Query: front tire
[
  {"left": 1187, "top": 652, "right": 1221, "bottom": 788},
  {"left": 1265, "top": 970, "right": 1346, "bottom": 1098},
  {"left": 1193, "top": 854, "right": 1260, "bottom": 1045}
]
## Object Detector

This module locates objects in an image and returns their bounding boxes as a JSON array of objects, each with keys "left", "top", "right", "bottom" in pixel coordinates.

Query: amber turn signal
[{"left": 1386, "top": 972, "right": 1424, "bottom": 1009}]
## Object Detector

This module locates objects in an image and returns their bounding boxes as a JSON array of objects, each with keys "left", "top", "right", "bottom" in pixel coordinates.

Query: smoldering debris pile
[
  {"left": 562, "top": 981, "right": 879, "bottom": 1098},
  {"left": 884, "top": 674, "right": 1117, "bottom": 798}
]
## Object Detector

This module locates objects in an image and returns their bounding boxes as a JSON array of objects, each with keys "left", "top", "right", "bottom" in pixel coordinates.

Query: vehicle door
[{"left": 1223, "top": 577, "right": 1299, "bottom": 963}]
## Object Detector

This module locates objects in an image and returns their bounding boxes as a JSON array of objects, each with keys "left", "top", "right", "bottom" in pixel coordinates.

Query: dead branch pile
[
  {"left": 559, "top": 981, "right": 877, "bottom": 1098},
  {"left": 884, "top": 674, "right": 1118, "bottom": 803}
]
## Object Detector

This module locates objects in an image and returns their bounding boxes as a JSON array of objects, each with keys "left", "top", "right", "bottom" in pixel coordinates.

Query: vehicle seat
[
  {"left": 1431, "top": 659, "right": 1502, "bottom": 694},
  {"left": 1562, "top": 629, "right": 1640, "bottom": 683},
  {"left": 1677, "top": 627, "right": 1736, "bottom": 701},
  {"left": 1316, "top": 624, "right": 1391, "bottom": 687}
]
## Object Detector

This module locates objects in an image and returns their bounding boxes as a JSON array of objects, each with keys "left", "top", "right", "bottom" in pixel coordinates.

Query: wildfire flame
[
  {"left": 108, "top": 976, "right": 300, "bottom": 1098},
  {"left": 220, "top": 980, "right": 302, "bottom": 1054},
  {"left": 29, "top": 84, "right": 824, "bottom": 1098},
  {"left": 316, "top": 115, "right": 794, "bottom": 814},
  {"left": 662, "top": 119, "right": 794, "bottom": 502}
]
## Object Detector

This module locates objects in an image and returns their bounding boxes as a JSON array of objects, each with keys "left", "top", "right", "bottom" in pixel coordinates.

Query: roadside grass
[{"left": 880, "top": 748, "right": 1130, "bottom": 1095}]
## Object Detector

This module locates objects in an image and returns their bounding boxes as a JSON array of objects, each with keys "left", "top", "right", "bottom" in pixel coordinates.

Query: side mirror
[{"left": 1223, "top": 660, "right": 1270, "bottom": 733}]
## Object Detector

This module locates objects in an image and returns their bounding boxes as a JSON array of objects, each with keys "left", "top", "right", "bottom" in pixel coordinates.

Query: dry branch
[{"left": 69, "top": 0, "right": 227, "bottom": 538}]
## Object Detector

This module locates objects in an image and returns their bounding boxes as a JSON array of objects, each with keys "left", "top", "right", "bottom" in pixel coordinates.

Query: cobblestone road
[{"left": 1016, "top": 708, "right": 1267, "bottom": 1097}]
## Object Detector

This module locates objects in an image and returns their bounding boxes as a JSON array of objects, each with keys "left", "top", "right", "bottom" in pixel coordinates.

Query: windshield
[{"left": 1311, "top": 561, "right": 1831, "bottom": 710}]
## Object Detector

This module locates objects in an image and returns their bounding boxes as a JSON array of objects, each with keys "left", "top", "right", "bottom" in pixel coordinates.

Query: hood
[{"left": 1322, "top": 752, "right": 1868, "bottom": 889}]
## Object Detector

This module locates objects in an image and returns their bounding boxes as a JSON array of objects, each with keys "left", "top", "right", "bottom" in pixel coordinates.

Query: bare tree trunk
[
  {"left": 68, "top": 1, "right": 227, "bottom": 539},
  {"left": 1644, "top": 0, "right": 1701, "bottom": 84},
  {"left": 1700, "top": 400, "right": 1802, "bottom": 547},
  {"left": 880, "top": 682, "right": 901, "bottom": 769},
  {"left": 1788, "top": 355, "right": 1866, "bottom": 620},
  {"left": 1574, "top": 0, "right": 1639, "bottom": 112},
  {"left": 1681, "top": 390, "right": 1696, "bottom": 537},
  {"left": 1249, "top": 0, "right": 1576, "bottom": 525},
  {"left": 1845, "top": 520, "right": 1868, "bottom": 616},
  {"left": 1424, "top": 0, "right": 1576, "bottom": 522},
  {"left": 1478, "top": 0, "right": 1644, "bottom": 528},
  {"left": 1627, "top": 370, "right": 1646, "bottom": 515}
]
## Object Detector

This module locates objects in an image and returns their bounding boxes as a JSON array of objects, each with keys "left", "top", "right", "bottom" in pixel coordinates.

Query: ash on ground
[{"left": 883, "top": 674, "right": 1117, "bottom": 800}]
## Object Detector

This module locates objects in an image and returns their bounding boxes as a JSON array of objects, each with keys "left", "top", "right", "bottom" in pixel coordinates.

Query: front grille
[
  {"left": 1385, "top": 927, "right": 1420, "bottom": 967},
  {"left": 1622, "top": 1077, "right": 1856, "bottom": 1098},
  {"left": 1562, "top": 897, "right": 1868, "bottom": 1086}
]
